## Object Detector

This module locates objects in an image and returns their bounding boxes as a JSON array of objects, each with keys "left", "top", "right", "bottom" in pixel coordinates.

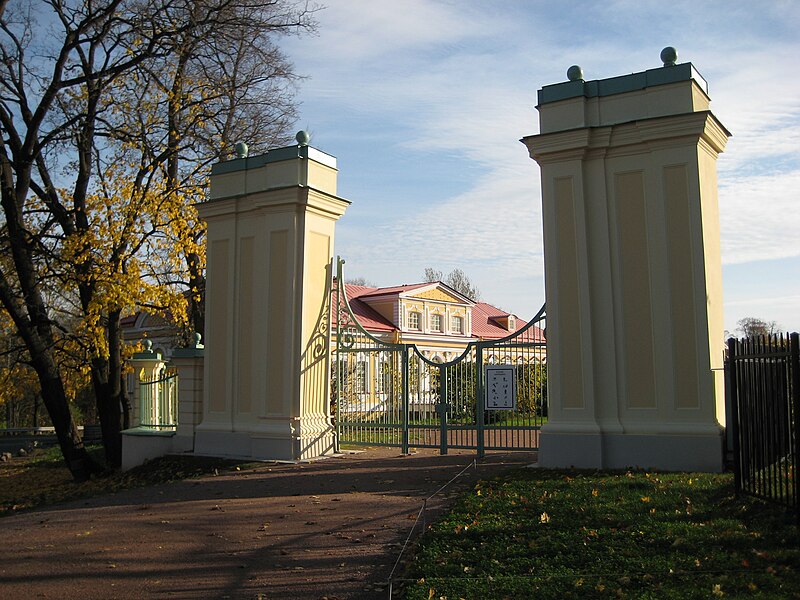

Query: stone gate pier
[
  {"left": 194, "top": 134, "right": 350, "bottom": 461},
  {"left": 523, "top": 49, "right": 729, "bottom": 471}
]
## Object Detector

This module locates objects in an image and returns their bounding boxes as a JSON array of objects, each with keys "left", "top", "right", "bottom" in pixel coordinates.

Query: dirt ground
[{"left": 0, "top": 447, "right": 536, "bottom": 599}]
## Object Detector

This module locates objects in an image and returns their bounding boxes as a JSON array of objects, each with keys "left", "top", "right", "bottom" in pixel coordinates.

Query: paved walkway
[{"left": 1, "top": 448, "right": 535, "bottom": 599}]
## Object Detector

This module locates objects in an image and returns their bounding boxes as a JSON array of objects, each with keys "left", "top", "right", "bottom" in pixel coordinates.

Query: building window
[
  {"left": 431, "top": 314, "right": 442, "bottom": 332},
  {"left": 451, "top": 316, "right": 463, "bottom": 333},
  {"left": 355, "top": 360, "right": 368, "bottom": 394},
  {"left": 408, "top": 311, "right": 421, "bottom": 330}
]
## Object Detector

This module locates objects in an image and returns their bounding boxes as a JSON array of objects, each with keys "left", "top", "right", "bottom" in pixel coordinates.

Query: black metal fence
[{"left": 727, "top": 332, "right": 799, "bottom": 519}]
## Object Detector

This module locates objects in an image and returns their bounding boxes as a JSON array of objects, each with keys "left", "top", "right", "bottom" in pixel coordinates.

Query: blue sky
[{"left": 284, "top": 1, "right": 799, "bottom": 334}]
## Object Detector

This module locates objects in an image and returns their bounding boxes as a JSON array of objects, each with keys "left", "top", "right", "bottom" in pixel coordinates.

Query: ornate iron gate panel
[
  {"left": 333, "top": 258, "right": 546, "bottom": 455},
  {"left": 332, "top": 263, "right": 409, "bottom": 452}
]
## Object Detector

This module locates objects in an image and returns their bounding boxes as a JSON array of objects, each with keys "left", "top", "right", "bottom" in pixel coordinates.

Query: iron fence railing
[
  {"left": 727, "top": 332, "right": 799, "bottom": 520},
  {"left": 138, "top": 369, "right": 179, "bottom": 430}
]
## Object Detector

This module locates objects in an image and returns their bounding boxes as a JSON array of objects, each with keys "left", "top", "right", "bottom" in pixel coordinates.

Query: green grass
[
  {"left": 401, "top": 469, "right": 800, "bottom": 599},
  {"left": 338, "top": 415, "right": 545, "bottom": 446},
  {"left": 1, "top": 445, "right": 254, "bottom": 516}
]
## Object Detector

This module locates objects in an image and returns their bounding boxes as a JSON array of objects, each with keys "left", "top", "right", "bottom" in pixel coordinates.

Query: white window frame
[
  {"left": 431, "top": 313, "right": 442, "bottom": 332},
  {"left": 355, "top": 360, "right": 368, "bottom": 394},
  {"left": 451, "top": 315, "right": 463, "bottom": 333},
  {"left": 408, "top": 311, "right": 421, "bottom": 330}
]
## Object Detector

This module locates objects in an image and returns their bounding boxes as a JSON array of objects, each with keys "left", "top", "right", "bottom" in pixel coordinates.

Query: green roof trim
[
  {"left": 538, "top": 62, "right": 708, "bottom": 105},
  {"left": 211, "top": 144, "right": 337, "bottom": 176},
  {"left": 121, "top": 427, "right": 176, "bottom": 437},
  {"left": 171, "top": 347, "right": 204, "bottom": 358}
]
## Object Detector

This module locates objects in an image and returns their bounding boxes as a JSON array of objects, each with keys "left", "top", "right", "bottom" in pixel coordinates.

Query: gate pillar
[
  {"left": 523, "top": 50, "right": 729, "bottom": 471},
  {"left": 195, "top": 133, "right": 350, "bottom": 460}
]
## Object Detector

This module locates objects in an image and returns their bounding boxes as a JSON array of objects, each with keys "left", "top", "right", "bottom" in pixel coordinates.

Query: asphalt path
[{"left": 0, "top": 447, "right": 536, "bottom": 599}]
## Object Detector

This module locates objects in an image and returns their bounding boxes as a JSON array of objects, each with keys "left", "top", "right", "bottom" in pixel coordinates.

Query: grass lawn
[
  {"left": 401, "top": 468, "right": 800, "bottom": 599},
  {"left": 0, "top": 446, "right": 251, "bottom": 516}
]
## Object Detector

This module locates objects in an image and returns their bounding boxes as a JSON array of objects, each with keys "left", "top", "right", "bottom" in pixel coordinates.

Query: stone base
[
  {"left": 194, "top": 427, "right": 336, "bottom": 462},
  {"left": 539, "top": 430, "right": 724, "bottom": 472},
  {"left": 121, "top": 428, "right": 176, "bottom": 471}
]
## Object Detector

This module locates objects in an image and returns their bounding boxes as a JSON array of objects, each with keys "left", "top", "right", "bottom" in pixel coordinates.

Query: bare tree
[
  {"left": 344, "top": 276, "right": 376, "bottom": 287},
  {"left": 423, "top": 267, "right": 481, "bottom": 301},
  {"left": 423, "top": 268, "right": 443, "bottom": 283},
  {"left": 736, "top": 317, "right": 781, "bottom": 338},
  {"left": 0, "top": 0, "right": 316, "bottom": 475}
]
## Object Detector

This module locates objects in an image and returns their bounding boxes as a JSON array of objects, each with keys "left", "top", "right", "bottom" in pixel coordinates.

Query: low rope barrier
[{"left": 386, "top": 458, "right": 478, "bottom": 599}]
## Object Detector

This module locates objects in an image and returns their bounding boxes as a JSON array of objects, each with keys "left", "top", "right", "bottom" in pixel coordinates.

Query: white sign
[{"left": 485, "top": 365, "right": 516, "bottom": 410}]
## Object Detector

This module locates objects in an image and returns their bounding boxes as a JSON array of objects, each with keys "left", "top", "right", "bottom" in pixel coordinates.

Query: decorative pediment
[{"left": 405, "top": 283, "right": 473, "bottom": 305}]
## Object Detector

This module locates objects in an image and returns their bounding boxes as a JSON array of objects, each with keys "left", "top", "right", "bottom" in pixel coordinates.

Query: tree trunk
[
  {"left": 34, "top": 358, "right": 98, "bottom": 482},
  {"left": 32, "top": 393, "right": 40, "bottom": 428},
  {"left": 120, "top": 372, "right": 131, "bottom": 431},
  {"left": 92, "top": 309, "right": 124, "bottom": 468},
  {"left": 1, "top": 151, "right": 99, "bottom": 481},
  {"left": 187, "top": 252, "right": 205, "bottom": 341}
]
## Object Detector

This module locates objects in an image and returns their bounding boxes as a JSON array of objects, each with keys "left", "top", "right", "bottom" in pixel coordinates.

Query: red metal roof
[
  {"left": 338, "top": 282, "right": 543, "bottom": 342},
  {"left": 333, "top": 283, "right": 396, "bottom": 332},
  {"left": 471, "top": 302, "right": 544, "bottom": 342}
]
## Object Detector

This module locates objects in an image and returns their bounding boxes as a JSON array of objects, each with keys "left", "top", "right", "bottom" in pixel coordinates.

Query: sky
[{"left": 283, "top": 0, "right": 799, "bottom": 334}]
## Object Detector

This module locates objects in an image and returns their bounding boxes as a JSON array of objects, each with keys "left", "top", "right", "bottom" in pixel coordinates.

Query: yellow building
[{"left": 339, "top": 280, "right": 542, "bottom": 361}]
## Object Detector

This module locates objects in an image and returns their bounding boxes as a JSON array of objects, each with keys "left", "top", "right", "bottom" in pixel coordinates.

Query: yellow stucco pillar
[
  {"left": 522, "top": 51, "right": 729, "bottom": 471},
  {"left": 195, "top": 133, "right": 350, "bottom": 460}
]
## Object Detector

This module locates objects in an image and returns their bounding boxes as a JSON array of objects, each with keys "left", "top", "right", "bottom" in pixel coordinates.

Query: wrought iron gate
[{"left": 332, "top": 259, "right": 546, "bottom": 456}]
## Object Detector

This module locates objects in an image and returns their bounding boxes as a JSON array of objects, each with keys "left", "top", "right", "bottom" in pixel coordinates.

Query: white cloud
[
  {"left": 719, "top": 170, "right": 800, "bottom": 264},
  {"left": 289, "top": 1, "right": 800, "bottom": 318}
]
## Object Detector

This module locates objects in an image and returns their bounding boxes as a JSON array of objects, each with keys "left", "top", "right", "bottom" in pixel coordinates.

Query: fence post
[
  {"left": 439, "top": 365, "right": 448, "bottom": 455},
  {"left": 476, "top": 344, "right": 485, "bottom": 459},
  {"left": 402, "top": 346, "right": 410, "bottom": 455},
  {"left": 790, "top": 333, "right": 800, "bottom": 523},
  {"left": 171, "top": 333, "right": 205, "bottom": 452},
  {"left": 727, "top": 338, "right": 741, "bottom": 495}
]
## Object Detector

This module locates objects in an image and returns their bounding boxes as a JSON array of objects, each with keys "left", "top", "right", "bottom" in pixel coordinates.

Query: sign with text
[{"left": 485, "top": 365, "right": 516, "bottom": 411}]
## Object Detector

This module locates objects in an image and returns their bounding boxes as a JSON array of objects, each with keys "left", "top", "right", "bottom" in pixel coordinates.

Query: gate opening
[{"left": 332, "top": 258, "right": 546, "bottom": 456}]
